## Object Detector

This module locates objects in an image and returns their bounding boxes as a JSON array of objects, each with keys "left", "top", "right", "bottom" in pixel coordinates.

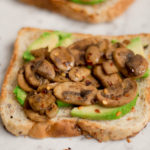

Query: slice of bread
[
  {"left": 0, "top": 27, "right": 150, "bottom": 142},
  {"left": 20, "top": 0, "right": 135, "bottom": 23}
]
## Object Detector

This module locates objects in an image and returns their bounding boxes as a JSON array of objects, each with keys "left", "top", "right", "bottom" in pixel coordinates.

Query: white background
[{"left": 0, "top": 0, "right": 150, "bottom": 150}]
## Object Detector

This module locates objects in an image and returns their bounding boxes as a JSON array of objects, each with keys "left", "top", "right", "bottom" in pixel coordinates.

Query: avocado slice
[
  {"left": 71, "top": 94, "right": 138, "bottom": 120},
  {"left": 13, "top": 86, "right": 27, "bottom": 106},
  {"left": 70, "top": 0, "right": 105, "bottom": 5},
  {"left": 27, "top": 32, "right": 59, "bottom": 52},
  {"left": 55, "top": 31, "right": 73, "bottom": 47},
  {"left": 56, "top": 100, "right": 73, "bottom": 108},
  {"left": 127, "top": 37, "right": 145, "bottom": 57},
  {"left": 59, "top": 38, "right": 74, "bottom": 47}
]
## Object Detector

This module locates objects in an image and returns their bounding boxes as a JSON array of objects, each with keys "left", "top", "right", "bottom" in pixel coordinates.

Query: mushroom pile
[{"left": 17, "top": 37, "right": 148, "bottom": 122}]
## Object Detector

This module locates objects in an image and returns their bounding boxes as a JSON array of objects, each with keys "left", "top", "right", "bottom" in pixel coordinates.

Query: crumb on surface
[
  {"left": 126, "top": 138, "right": 131, "bottom": 143},
  {"left": 64, "top": 147, "right": 71, "bottom": 150}
]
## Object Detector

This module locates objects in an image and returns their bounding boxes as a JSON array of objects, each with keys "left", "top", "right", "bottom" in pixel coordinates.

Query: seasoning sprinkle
[
  {"left": 116, "top": 111, "right": 121, "bottom": 117},
  {"left": 95, "top": 109, "right": 100, "bottom": 113}
]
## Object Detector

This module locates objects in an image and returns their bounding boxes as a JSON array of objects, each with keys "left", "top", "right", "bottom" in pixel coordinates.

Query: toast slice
[
  {"left": 0, "top": 28, "right": 150, "bottom": 142},
  {"left": 20, "top": 0, "right": 135, "bottom": 23}
]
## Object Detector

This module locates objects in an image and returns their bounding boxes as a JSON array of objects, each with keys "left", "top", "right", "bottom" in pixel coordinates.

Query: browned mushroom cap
[
  {"left": 54, "top": 82, "right": 97, "bottom": 106},
  {"left": 17, "top": 68, "right": 33, "bottom": 92},
  {"left": 126, "top": 54, "right": 148, "bottom": 77},
  {"left": 24, "top": 61, "right": 42, "bottom": 88},
  {"left": 69, "top": 49, "right": 86, "bottom": 66},
  {"left": 50, "top": 47, "right": 75, "bottom": 71},
  {"left": 68, "top": 37, "right": 102, "bottom": 51},
  {"left": 31, "top": 47, "right": 48, "bottom": 59},
  {"left": 82, "top": 75, "right": 100, "bottom": 88},
  {"left": 85, "top": 45, "right": 102, "bottom": 65},
  {"left": 36, "top": 59, "right": 55, "bottom": 80},
  {"left": 97, "top": 78, "right": 137, "bottom": 107},
  {"left": 28, "top": 92, "right": 55, "bottom": 112},
  {"left": 93, "top": 65, "right": 122, "bottom": 87},
  {"left": 24, "top": 109, "right": 47, "bottom": 122},
  {"left": 113, "top": 48, "right": 134, "bottom": 76},
  {"left": 113, "top": 48, "right": 134, "bottom": 68},
  {"left": 69, "top": 67, "right": 91, "bottom": 82},
  {"left": 105, "top": 42, "right": 125, "bottom": 60},
  {"left": 102, "top": 60, "right": 118, "bottom": 75},
  {"left": 46, "top": 103, "right": 58, "bottom": 119}
]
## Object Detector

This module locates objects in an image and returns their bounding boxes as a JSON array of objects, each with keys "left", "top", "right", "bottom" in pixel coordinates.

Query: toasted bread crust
[
  {"left": 0, "top": 27, "right": 150, "bottom": 141},
  {"left": 29, "top": 119, "right": 81, "bottom": 138},
  {"left": 20, "top": 0, "right": 135, "bottom": 23}
]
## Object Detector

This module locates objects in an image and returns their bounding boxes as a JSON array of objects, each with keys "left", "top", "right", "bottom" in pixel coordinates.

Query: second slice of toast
[{"left": 20, "top": 0, "right": 135, "bottom": 23}]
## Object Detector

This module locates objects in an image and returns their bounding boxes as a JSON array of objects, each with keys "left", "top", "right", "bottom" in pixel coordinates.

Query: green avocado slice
[
  {"left": 127, "top": 37, "right": 145, "bottom": 57},
  {"left": 13, "top": 86, "right": 27, "bottom": 106},
  {"left": 70, "top": 0, "right": 105, "bottom": 5},
  {"left": 71, "top": 94, "right": 138, "bottom": 120},
  {"left": 27, "top": 32, "right": 59, "bottom": 52}
]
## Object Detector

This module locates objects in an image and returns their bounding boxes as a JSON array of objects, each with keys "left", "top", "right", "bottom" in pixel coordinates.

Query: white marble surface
[{"left": 0, "top": 0, "right": 150, "bottom": 150}]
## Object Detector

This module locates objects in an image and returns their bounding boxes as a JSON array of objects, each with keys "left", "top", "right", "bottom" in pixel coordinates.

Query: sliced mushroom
[
  {"left": 113, "top": 48, "right": 134, "bottom": 76},
  {"left": 102, "top": 60, "right": 118, "bottom": 75},
  {"left": 98, "top": 39, "right": 109, "bottom": 51},
  {"left": 69, "top": 67, "right": 91, "bottom": 82},
  {"left": 17, "top": 68, "right": 33, "bottom": 92},
  {"left": 113, "top": 48, "right": 134, "bottom": 68},
  {"left": 37, "top": 83, "right": 59, "bottom": 92},
  {"left": 105, "top": 42, "right": 124, "bottom": 60},
  {"left": 24, "top": 109, "right": 47, "bottom": 122},
  {"left": 54, "top": 82, "right": 97, "bottom": 106},
  {"left": 82, "top": 75, "right": 100, "bottom": 88},
  {"left": 85, "top": 45, "right": 102, "bottom": 65},
  {"left": 68, "top": 37, "right": 102, "bottom": 51},
  {"left": 36, "top": 60, "right": 55, "bottom": 80},
  {"left": 50, "top": 47, "right": 75, "bottom": 71},
  {"left": 24, "top": 61, "right": 42, "bottom": 88},
  {"left": 126, "top": 54, "right": 148, "bottom": 77},
  {"left": 31, "top": 47, "right": 48, "bottom": 59},
  {"left": 93, "top": 65, "right": 122, "bottom": 87},
  {"left": 97, "top": 78, "right": 137, "bottom": 107},
  {"left": 28, "top": 92, "right": 55, "bottom": 112},
  {"left": 46, "top": 103, "right": 58, "bottom": 119},
  {"left": 69, "top": 48, "right": 86, "bottom": 66}
]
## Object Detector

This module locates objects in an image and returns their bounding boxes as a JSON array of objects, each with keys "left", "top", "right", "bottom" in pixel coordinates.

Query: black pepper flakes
[{"left": 144, "top": 44, "right": 149, "bottom": 49}]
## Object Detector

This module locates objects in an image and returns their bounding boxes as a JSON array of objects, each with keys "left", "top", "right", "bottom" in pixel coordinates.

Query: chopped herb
[
  {"left": 143, "top": 44, "right": 149, "bottom": 49},
  {"left": 87, "top": 65, "right": 92, "bottom": 69}
]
